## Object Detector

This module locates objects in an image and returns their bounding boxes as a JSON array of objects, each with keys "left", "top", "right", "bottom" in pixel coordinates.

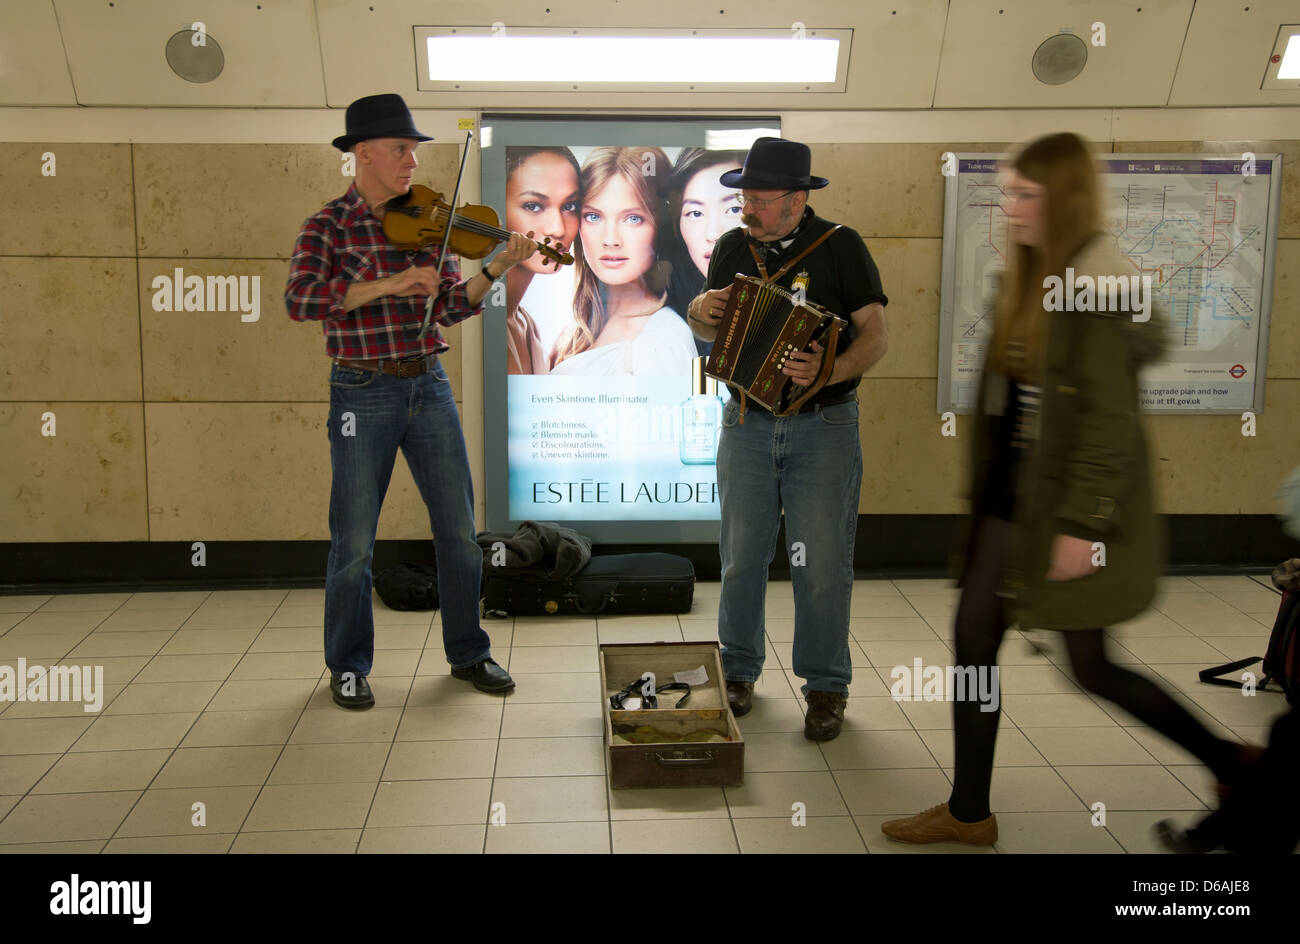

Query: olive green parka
[{"left": 963, "top": 236, "right": 1170, "bottom": 631}]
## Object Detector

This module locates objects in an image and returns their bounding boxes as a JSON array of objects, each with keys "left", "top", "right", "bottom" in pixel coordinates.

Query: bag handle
[
  {"left": 1198, "top": 656, "right": 1271, "bottom": 691},
  {"left": 652, "top": 751, "right": 716, "bottom": 768},
  {"left": 569, "top": 585, "right": 616, "bottom": 614}
]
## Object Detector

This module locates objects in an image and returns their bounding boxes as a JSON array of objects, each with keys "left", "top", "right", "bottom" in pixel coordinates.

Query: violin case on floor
[{"left": 482, "top": 552, "right": 695, "bottom": 618}]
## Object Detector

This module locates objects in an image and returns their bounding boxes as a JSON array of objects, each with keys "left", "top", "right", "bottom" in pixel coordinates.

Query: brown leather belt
[{"left": 334, "top": 354, "right": 433, "bottom": 378}]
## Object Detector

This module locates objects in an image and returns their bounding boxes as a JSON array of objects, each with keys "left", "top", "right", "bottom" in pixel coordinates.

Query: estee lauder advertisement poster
[{"left": 481, "top": 117, "right": 777, "bottom": 539}]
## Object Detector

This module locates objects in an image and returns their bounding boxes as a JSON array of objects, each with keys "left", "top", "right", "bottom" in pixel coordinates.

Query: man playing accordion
[{"left": 687, "top": 137, "right": 888, "bottom": 741}]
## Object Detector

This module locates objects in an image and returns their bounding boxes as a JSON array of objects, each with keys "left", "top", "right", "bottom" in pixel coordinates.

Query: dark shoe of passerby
[
  {"left": 803, "top": 691, "right": 846, "bottom": 741},
  {"left": 330, "top": 673, "right": 375, "bottom": 710},
  {"left": 1213, "top": 742, "right": 1266, "bottom": 801},
  {"left": 1154, "top": 818, "right": 1224, "bottom": 854},
  {"left": 1159, "top": 707, "right": 1299, "bottom": 854}
]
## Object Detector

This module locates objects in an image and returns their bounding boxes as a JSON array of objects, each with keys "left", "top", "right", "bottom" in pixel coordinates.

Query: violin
[{"left": 383, "top": 184, "right": 573, "bottom": 268}]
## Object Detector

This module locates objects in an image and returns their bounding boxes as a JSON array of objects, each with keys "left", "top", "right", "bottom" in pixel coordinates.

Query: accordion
[{"left": 705, "top": 275, "right": 848, "bottom": 416}]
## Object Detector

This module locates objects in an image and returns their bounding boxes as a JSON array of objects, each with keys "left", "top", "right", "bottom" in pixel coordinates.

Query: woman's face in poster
[
  {"left": 679, "top": 167, "right": 742, "bottom": 276},
  {"left": 579, "top": 173, "right": 656, "bottom": 287},
  {"left": 506, "top": 151, "right": 580, "bottom": 276}
]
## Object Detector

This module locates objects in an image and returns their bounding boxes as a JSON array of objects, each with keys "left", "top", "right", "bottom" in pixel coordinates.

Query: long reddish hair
[{"left": 987, "top": 133, "right": 1102, "bottom": 383}]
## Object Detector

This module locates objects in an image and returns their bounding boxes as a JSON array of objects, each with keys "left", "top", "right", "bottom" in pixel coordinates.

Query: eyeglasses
[{"left": 739, "top": 190, "right": 796, "bottom": 210}]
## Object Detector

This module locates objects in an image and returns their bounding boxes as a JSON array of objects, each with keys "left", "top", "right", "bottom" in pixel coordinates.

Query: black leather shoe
[
  {"left": 330, "top": 673, "right": 375, "bottom": 710},
  {"left": 726, "top": 680, "right": 754, "bottom": 717},
  {"left": 451, "top": 657, "right": 515, "bottom": 694},
  {"left": 804, "top": 691, "right": 846, "bottom": 741}
]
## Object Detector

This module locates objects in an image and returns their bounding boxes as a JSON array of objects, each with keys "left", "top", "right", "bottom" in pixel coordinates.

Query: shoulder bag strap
[{"left": 745, "top": 224, "right": 842, "bottom": 284}]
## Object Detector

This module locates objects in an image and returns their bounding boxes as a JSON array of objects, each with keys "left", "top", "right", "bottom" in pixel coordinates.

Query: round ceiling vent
[
  {"left": 1031, "top": 33, "right": 1087, "bottom": 85},
  {"left": 165, "top": 28, "right": 225, "bottom": 83}
]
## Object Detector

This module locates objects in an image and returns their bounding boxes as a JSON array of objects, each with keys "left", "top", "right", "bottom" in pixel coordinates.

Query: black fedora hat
[
  {"left": 332, "top": 93, "right": 433, "bottom": 151},
  {"left": 719, "top": 137, "right": 828, "bottom": 190}
]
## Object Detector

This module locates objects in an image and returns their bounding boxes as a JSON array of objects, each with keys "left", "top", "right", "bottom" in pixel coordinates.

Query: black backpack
[
  {"left": 373, "top": 562, "right": 439, "bottom": 611},
  {"left": 1199, "top": 587, "right": 1300, "bottom": 704}
]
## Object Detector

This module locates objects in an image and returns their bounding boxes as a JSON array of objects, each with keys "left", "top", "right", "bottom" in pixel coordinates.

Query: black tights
[{"left": 947, "top": 516, "right": 1241, "bottom": 824}]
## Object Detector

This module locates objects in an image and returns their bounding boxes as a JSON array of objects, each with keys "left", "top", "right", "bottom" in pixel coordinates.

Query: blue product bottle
[{"left": 680, "top": 356, "right": 722, "bottom": 465}]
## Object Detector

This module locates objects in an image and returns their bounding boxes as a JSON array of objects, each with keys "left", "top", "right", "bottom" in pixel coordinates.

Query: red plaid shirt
[{"left": 285, "top": 183, "right": 480, "bottom": 359}]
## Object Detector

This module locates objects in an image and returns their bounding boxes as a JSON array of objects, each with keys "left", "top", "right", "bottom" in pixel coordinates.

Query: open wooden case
[{"left": 599, "top": 641, "right": 744, "bottom": 788}]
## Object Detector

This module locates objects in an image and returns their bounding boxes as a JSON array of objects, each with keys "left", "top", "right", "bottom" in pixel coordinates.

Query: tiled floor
[{"left": 0, "top": 575, "right": 1287, "bottom": 854}]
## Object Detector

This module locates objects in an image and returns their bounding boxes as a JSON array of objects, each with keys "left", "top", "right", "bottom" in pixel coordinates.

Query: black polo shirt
[{"left": 704, "top": 206, "right": 887, "bottom": 410}]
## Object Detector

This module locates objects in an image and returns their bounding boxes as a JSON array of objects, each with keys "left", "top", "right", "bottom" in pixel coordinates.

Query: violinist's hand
[
  {"left": 492, "top": 231, "right": 541, "bottom": 272},
  {"left": 388, "top": 266, "right": 441, "bottom": 297},
  {"left": 342, "top": 265, "right": 439, "bottom": 312}
]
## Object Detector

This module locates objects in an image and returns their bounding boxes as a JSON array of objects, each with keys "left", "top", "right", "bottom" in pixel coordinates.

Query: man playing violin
[{"left": 286, "top": 93, "right": 540, "bottom": 709}]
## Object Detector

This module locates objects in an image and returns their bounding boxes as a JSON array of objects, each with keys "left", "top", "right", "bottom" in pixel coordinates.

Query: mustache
[{"left": 742, "top": 214, "right": 760, "bottom": 227}]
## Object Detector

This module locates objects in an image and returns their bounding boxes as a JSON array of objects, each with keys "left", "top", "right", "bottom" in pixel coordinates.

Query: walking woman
[{"left": 882, "top": 132, "right": 1259, "bottom": 845}]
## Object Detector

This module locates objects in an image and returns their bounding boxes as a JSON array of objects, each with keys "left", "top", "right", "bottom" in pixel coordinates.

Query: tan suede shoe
[{"left": 880, "top": 803, "right": 998, "bottom": 845}]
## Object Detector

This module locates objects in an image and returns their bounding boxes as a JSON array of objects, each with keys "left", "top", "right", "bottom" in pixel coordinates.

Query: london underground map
[{"left": 939, "top": 154, "right": 1282, "bottom": 414}]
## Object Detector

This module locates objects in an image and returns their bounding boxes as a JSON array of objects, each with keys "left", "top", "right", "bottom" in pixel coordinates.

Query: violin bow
[{"left": 417, "top": 129, "right": 474, "bottom": 341}]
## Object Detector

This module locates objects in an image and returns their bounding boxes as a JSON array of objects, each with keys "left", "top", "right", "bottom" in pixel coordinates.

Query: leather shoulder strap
[{"left": 769, "top": 224, "right": 842, "bottom": 283}]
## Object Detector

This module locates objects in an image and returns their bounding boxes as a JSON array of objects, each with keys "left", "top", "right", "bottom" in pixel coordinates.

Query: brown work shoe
[
  {"left": 726, "top": 680, "right": 754, "bottom": 717},
  {"left": 803, "top": 691, "right": 846, "bottom": 741},
  {"left": 881, "top": 803, "right": 998, "bottom": 845}
]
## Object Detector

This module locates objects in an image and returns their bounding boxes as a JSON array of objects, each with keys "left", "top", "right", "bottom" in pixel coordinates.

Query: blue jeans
[
  {"left": 717, "top": 396, "right": 862, "bottom": 695},
  {"left": 323, "top": 359, "right": 491, "bottom": 677}
]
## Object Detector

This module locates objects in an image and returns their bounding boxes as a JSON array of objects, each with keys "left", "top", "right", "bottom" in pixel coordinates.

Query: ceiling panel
[
  {"left": 935, "top": 0, "right": 1193, "bottom": 108},
  {"left": 7, "top": 0, "right": 1300, "bottom": 113},
  {"left": 53, "top": 0, "right": 326, "bottom": 106},
  {"left": 1170, "top": 0, "right": 1300, "bottom": 105},
  {"left": 316, "top": 0, "right": 948, "bottom": 111},
  {"left": 0, "top": 0, "right": 78, "bottom": 105}
]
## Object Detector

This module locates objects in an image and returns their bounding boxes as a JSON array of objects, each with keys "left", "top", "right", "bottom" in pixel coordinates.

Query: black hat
[
  {"left": 332, "top": 93, "right": 433, "bottom": 151},
  {"left": 719, "top": 137, "right": 828, "bottom": 190}
]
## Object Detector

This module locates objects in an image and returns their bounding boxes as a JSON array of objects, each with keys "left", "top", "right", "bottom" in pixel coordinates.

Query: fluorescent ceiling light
[
  {"left": 1279, "top": 33, "right": 1300, "bottom": 79},
  {"left": 415, "top": 29, "right": 850, "bottom": 91},
  {"left": 1261, "top": 24, "right": 1300, "bottom": 88},
  {"left": 428, "top": 36, "right": 838, "bottom": 83}
]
